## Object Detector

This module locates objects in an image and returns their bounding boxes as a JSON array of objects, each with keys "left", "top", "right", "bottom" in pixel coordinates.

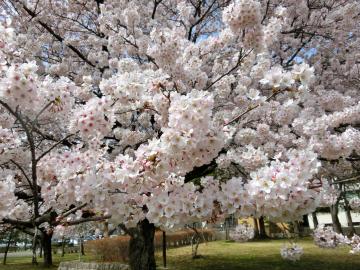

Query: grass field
[{"left": 1, "top": 239, "right": 359, "bottom": 270}]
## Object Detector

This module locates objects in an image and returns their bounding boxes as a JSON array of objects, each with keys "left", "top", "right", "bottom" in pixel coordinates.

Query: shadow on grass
[
  {"left": 164, "top": 253, "right": 360, "bottom": 270},
  {"left": 160, "top": 240, "right": 360, "bottom": 270}
]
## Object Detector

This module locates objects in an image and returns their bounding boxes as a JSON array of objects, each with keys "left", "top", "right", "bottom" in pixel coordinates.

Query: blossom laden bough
[
  {"left": 313, "top": 225, "right": 349, "bottom": 249},
  {"left": 229, "top": 223, "right": 255, "bottom": 242},
  {"left": 0, "top": 0, "right": 360, "bottom": 268},
  {"left": 349, "top": 198, "right": 360, "bottom": 212}
]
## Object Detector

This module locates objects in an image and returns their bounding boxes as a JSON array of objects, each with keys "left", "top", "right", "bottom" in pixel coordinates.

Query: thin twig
[{"left": 36, "top": 133, "right": 76, "bottom": 162}]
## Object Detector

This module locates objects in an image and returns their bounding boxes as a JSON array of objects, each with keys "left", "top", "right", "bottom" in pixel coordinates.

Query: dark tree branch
[
  {"left": 10, "top": 159, "right": 32, "bottom": 189},
  {"left": 19, "top": 2, "right": 97, "bottom": 69},
  {"left": 62, "top": 215, "right": 111, "bottom": 226},
  {"left": 36, "top": 133, "right": 76, "bottom": 162}
]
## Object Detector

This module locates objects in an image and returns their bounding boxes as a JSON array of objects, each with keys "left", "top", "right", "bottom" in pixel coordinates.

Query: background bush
[{"left": 85, "top": 229, "right": 214, "bottom": 262}]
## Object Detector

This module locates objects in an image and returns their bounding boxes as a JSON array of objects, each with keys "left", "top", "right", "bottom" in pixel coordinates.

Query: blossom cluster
[
  {"left": 349, "top": 198, "right": 360, "bottom": 212},
  {"left": 218, "top": 145, "right": 268, "bottom": 171},
  {"left": 0, "top": 62, "right": 39, "bottom": 108},
  {"left": 260, "top": 63, "right": 315, "bottom": 90},
  {"left": 217, "top": 147, "right": 323, "bottom": 222},
  {"left": 0, "top": 175, "right": 16, "bottom": 218},
  {"left": 0, "top": 20, "right": 15, "bottom": 64},
  {"left": 280, "top": 244, "right": 303, "bottom": 261},
  {"left": 317, "top": 180, "right": 340, "bottom": 207},
  {"left": 313, "top": 225, "right": 348, "bottom": 249},
  {"left": 229, "top": 223, "right": 255, "bottom": 242},
  {"left": 313, "top": 225, "right": 360, "bottom": 254},
  {"left": 0, "top": 127, "right": 21, "bottom": 159},
  {"left": 349, "top": 235, "right": 360, "bottom": 254},
  {"left": 0, "top": 0, "right": 359, "bottom": 255},
  {"left": 70, "top": 97, "right": 114, "bottom": 139},
  {"left": 218, "top": 177, "right": 251, "bottom": 216},
  {"left": 158, "top": 90, "right": 224, "bottom": 174},
  {"left": 0, "top": 61, "right": 79, "bottom": 121},
  {"left": 245, "top": 148, "right": 320, "bottom": 221},
  {"left": 223, "top": 0, "right": 261, "bottom": 32}
]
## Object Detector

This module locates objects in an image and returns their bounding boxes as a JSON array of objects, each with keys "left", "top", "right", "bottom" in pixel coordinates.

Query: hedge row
[{"left": 84, "top": 229, "right": 214, "bottom": 262}]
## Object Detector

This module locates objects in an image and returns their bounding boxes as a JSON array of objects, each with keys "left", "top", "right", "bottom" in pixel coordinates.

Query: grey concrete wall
[{"left": 58, "top": 262, "right": 129, "bottom": 270}]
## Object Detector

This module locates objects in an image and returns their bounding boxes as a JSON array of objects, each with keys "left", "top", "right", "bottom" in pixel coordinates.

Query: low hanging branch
[{"left": 62, "top": 215, "right": 112, "bottom": 226}]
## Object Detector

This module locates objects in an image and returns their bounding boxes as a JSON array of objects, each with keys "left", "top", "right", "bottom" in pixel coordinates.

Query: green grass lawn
[
  {"left": 1, "top": 239, "right": 359, "bottom": 270},
  {"left": 0, "top": 253, "right": 92, "bottom": 270},
  {"left": 160, "top": 239, "right": 360, "bottom": 270}
]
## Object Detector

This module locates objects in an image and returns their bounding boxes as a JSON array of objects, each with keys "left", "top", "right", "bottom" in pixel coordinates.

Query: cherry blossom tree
[{"left": 0, "top": 1, "right": 359, "bottom": 269}]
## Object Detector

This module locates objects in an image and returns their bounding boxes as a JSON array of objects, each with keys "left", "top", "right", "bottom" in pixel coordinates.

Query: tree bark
[
  {"left": 41, "top": 231, "right": 53, "bottom": 267},
  {"left": 303, "top": 215, "right": 310, "bottom": 227},
  {"left": 191, "top": 234, "right": 200, "bottom": 259},
  {"left": 293, "top": 221, "right": 300, "bottom": 235},
  {"left": 80, "top": 237, "right": 85, "bottom": 256},
  {"left": 39, "top": 240, "right": 43, "bottom": 258},
  {"left": 253, "top": 217, "right": 259, "bottom": 238},
  {"left": 292, "top": 221, "right": 305, "bottom": 237},
  {"left": 104, "top": 221, "right": 109, "bottom": 238},
  {"left": 162, "top": 231, "right": 166, "bottom": 268},
  {"left": 344, "top": 197, "right": 356, "bottom": 236},
  {"left": 224, "top": 217, "right": 230, "bottom": 240},
  {"left": 32, "top": 228, "right": 38, "bottom": 265},
  {"left": 330, "top": 203, "right": 343, "bottom": 234},
  {"left": 61, "top": 237, "right": 65, "bottom": 257},
  {"left": 258, "top": 216, "right": 268, "bottom": 239},
  {"left": 312, "top": 212, "right": 319, "bottom": 229},
  {"left": 128, "top": 219, "right": 156, "bottom": 270},
  {"left": 3, "top": 229, "right": 13, "bottom": 265}
]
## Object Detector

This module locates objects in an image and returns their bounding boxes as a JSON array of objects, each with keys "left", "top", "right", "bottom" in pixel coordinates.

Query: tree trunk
[
  {"left": 224, "top": 217, "right": 230, "bottom": 240},
  {"left": 41, "top": 232, "right": 53, "bottom": 267},
  {"left": 128, "top": 219, "right": 156, "bottom": 270},
  {"left": 32, "top": 228, "right": 38, "bottom": 265},
  {"left": 253, "top": 217, "right": 260, "bottom": 238},
  {"left": 258, "top": 216, "right": 268, "bottom": 239},
  {"left": 80, "top": 237, "right": 85, "bottom": 256},
  {"left": 303, "top": 215, "right": 310, "bottom": 227},
  {"left": 330, "top": 204, "right": 343, "bottom": 234},
  {"left": 104, "top": 221, "right": 109, "bottom": 238},
  {"left": 292, "top": 221, "right": 305, "bottom": 237},
  {"left": 162, "top": 231, "right": 166, "bottom": 268},
  {"left": 293, "top": 221, "right": 300, "bottom": 235},
  {"left": 3, "top": 229, "right": 13, "bottom": 265},
  {"left": 61, "top": 237, "right": 65, "bottom": 257},
  {"left": 39, "top": 241, "right": 43, "bottom": 258},
  {"left": 344, "top": 198, "right": 356, "bottom": 236},
  {"left": 312, "top": 212, "right": 319, "bottom": 229},
  {"left": 191, "top": 234, "right": 200, "bottom": 259}
]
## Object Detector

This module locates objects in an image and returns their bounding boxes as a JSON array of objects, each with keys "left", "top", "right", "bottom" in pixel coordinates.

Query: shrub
[{"left": 84, "top": 229, "right": 214, "bottom": 262}]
